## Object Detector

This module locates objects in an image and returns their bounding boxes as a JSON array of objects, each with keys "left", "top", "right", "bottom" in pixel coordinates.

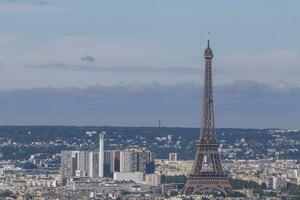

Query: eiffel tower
[{"left": 181, "top": 40, "right": 232, "bottom": 196}]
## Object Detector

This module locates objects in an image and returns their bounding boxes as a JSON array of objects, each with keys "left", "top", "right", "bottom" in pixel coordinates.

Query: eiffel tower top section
[
  {"left": 199, "top": 39, "right": 217, "bottom": 145},
  {"left": 204, "top": 40, "right": 213, "bottom": 59}
]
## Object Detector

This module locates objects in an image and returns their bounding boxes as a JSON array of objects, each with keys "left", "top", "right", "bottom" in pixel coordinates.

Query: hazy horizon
[{"left": 0, "top": 80, "right": 299, "bottom": 129}]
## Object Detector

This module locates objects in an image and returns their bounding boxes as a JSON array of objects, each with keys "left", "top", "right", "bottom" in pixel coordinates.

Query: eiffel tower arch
[{"left": 181, "top": 40, "right": 232, "bottom": 196}]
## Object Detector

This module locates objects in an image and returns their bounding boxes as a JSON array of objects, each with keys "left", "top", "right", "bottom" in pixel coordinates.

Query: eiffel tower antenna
[
  {"left": 181, "top": 40, "right": 232, "bottom": 196},
  {"left": 207, "top": 32, "right": 210, "bottom": 45}
]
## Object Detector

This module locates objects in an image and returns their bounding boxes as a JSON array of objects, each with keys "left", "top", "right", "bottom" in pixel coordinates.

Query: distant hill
[{"left": 0, "top": 126, "right": 299, "bottom": 160}]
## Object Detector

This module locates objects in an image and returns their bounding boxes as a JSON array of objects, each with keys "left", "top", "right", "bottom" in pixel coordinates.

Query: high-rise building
[
  {"left": 115, "top": 149, "right": 155, "bottom": 174},
  {"left": 145, "top": 150, "right": 155, "bottom": 174},
  {"left": 87, "top": 152, "right": 93, "bottom": 177},
  {"left": 77, "top": 151, "right": 88, "bottom": 177},
  {"left": 61, "top": 133, "right": 155, "bottom": 181},
  {"left": 119, "top": 150, "right": 131, "bottom": 173},
  {"left": 92, "top": 151, "right": 99, "bottom": 178},
  {"left": 99, "top": 132, "right": 105, "bottom": 178},
  {"left": 104, "top": 150, "right": 115, "bottom": 178},
  {"left": 61, "top": 150, "right": 99, "bottom": 180},
  {"left": 114, "top": 150, "right": 121, "bottom": 172},
  {"left": 60, "top": 150, "right": 79, "bottom": 181},
  {"left": 87, "top": 152, "right": 99, "bottom": 178}
]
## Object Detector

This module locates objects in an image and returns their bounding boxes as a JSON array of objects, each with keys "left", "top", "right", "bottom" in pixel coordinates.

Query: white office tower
[
  {"left": 77, "top": 151, "right": 88, "bottom": 177},
  {"left": 99, "top": 132, "right": 105, "bottom": 178},
  {"left": 87, "top": 152, "right": 94, "bottom": 177},
  {"left": 87, "top": 151, "right": 99, "bottom": 178},
  {"left": 119, "top": 151, "right": 130, "bottom": 173}
]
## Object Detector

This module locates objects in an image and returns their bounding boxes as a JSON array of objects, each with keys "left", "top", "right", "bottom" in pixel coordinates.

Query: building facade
[{"left": 61, "top": 149, "right": 155, "bottom": 180}]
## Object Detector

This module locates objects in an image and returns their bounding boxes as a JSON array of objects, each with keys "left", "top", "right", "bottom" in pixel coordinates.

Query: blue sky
[
  {"left": 0, "top": 0, "right": 299, "bottom": 89},
  {"left": 0, "top": 1, "right": 299, "bottom": 127}
]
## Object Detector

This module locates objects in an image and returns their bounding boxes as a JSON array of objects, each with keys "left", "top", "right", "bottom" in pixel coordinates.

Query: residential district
[{"left": 0, "top": 128, "right": 300, "bottom": 199}]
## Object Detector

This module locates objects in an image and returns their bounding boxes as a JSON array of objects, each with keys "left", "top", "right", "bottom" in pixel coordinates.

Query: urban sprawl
[{"left": 0, "top": 129, "right": 300, "bottom": 199}]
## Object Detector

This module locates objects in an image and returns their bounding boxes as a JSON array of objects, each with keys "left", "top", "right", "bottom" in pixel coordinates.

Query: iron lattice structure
[{"left": 181, "top": 41, "right": 232, "bottom": 196}]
